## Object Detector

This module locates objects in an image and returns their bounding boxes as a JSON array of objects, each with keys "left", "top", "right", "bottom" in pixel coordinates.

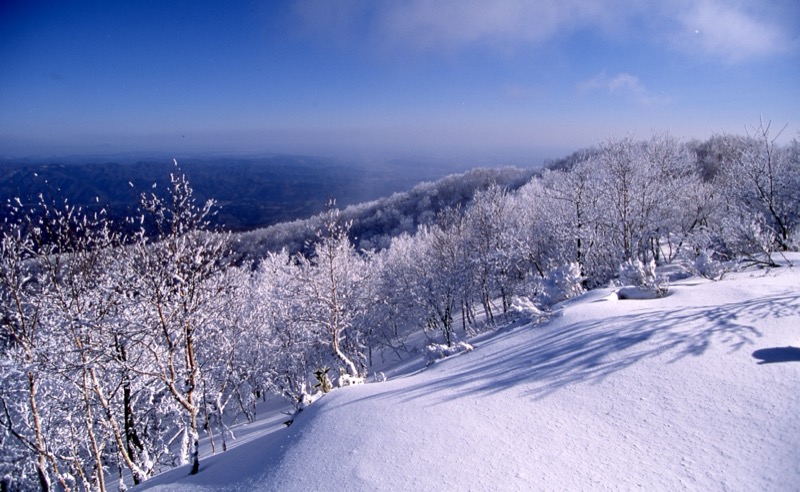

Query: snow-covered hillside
[{"left": 137, "top": 258, "right": 800, "bottom": 491}]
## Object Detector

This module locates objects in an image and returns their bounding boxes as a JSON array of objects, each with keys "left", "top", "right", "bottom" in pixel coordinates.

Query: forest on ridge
[{"left": 1, "top": 122, "right": 799, "bottom": 491}]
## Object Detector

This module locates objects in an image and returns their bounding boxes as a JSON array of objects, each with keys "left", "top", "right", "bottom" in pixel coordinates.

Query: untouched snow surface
[{"left": 137, "top": 259, "right": 800, "bottom": 491}]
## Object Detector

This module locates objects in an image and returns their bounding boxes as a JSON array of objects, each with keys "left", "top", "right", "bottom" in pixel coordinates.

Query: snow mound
[{"left": 614, "top": 285, "right": 669, "bottom": 300}]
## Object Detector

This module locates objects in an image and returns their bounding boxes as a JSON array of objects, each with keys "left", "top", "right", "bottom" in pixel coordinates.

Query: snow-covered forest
[{"left": 2, "top": 123, "right": 799, "bottom": 491}]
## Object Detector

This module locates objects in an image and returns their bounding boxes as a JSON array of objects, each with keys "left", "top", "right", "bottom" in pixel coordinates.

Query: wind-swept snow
[{"left": 136, "top": 258, "right": 800, "bottom": 491}]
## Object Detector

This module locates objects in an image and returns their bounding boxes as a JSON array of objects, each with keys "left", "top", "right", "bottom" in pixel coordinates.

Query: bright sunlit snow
[{"left": 135, "top": 255, "right": 800, "bottom": 491}]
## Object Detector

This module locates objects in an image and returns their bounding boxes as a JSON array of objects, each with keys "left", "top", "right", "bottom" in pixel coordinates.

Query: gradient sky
[{"left": 1, "top": 0, "right": 799, "bottom": 164}]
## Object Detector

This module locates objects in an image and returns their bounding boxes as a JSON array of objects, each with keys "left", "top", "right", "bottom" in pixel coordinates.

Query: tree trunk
[{"left": 28, "top": 372, "right": 52, "bottom": 492}]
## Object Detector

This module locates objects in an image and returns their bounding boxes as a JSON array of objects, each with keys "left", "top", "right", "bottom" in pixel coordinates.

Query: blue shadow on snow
[{"left": 752, "top": 346, "right": 800, "bottom": 364}]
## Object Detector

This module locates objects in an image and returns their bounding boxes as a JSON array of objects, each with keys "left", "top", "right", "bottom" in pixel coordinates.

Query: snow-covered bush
[
  {"left": 693, "top": 250, "right": 726, "bottom": 280},
  {"left": 537, "top": 262, "right": 585, "bottom": 306},
  {"left": 618, "top": 258, "right": 669, "bottom": 297},
  {"left": 716, "top": 121, "right": 800, "bottom": 254},
  {"left": 509, "top": 296, "right": 545, "bottom": 319},
  {"left": 338, "top": 373, "right": 365, "bottom": 387},
  {"left": 717, "top": 212, "right": 779, "bottom": 266},
  {"left": 426, "top": 342, "right": 474, "bottom": 365}
]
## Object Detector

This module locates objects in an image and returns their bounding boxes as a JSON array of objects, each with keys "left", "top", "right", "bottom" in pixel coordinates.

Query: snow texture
[{"left": 135, "top": 256, "right": 800, "bottom": 491}]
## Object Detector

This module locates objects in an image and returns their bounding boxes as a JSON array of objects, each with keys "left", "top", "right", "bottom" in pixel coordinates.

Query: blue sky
[{"left": 1, "top": 0, "right": 798, "bottom": 164}]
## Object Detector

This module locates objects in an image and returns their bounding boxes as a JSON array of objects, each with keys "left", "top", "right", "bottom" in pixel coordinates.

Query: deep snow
[{"left": 136, "top": 256, "right": 800, "bottom": 491}]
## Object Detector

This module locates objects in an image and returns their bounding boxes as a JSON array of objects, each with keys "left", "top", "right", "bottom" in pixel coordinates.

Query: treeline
[{"left": 1, "top": 123, "right": 799, "bottom": 491}]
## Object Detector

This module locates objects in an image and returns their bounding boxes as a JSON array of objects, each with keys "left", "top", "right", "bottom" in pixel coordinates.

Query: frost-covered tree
[
  {"left": 293, "top": 203, "right": 371, "bottom": 384},
  {"left": 510, "top": 179, "right": 560, "bottom": 280},
  {"left": 717, "top": 120, "right": 799, "bottom": 259},
  {"left": 37, "top": 220, "right": 118, "bottom": 492},
  {"left": 522, "top": 133, "right": 722, "bottom": 288},
  {"left": 219, "top": 265, "right": 275, "bottom": 419},
  {"left": 540, "top": 155, "right": 602, "bottom": 279},
  {"left": 0, "top": 214, "right": 65, "bottom": 492},
  {"left": 195, "top": 265, "right": 254, "bottom": 453},
  {"left": 563, "top": 134, "right": 702, "bottom": 281},
  {"left": 414, "top": 209, "right": 471, "bottom": 346},
  {"left": 641, "top": 132, "right": 704, "bottom": 261},
  {"left": 464, "top": 184, "right": 516, "bottom": 318},
  {"left": 594, "top": 135, "right": 660, "bottom": 265},
  {"left": 122, "top": 165, "right": 231, "bottom": 475},
  {"left": 0, "top": 192, "right": 123, "bottom": 491},
  {"left": 252, "top": 249, "right": 315, "bottom": 406},
  {"left": 367, "top": 234, "right": 430, "bottom": 360},
  {"left": 0, "top": 190, "right": 171, "bottom": 491}
]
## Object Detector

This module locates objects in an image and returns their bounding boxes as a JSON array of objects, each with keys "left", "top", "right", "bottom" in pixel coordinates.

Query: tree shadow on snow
[
  {"left": 752, "top": 346, "right": 800, "bottom": 364},
  {"left": 350, "top": 292, "right": 799, "bottom": 406}
]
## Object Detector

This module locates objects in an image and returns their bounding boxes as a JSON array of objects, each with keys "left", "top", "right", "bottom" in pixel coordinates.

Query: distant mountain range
[{"left": 0, "top": 155, "right": 454, "bottom": 231}]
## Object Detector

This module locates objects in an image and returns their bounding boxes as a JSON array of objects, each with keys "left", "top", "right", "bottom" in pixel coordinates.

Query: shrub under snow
[
  {"left": 537, "top": 262, "right": 585, "bottom": 306},
  {"left": 693, "top": 250, "right": 727, "bottom": 280},
  {"left": 509, "top": 296, "right": 545, "bottom": 319},
  {"left": 617, "top": 258, "right": 669, "bottom": 298},
  {"left": 426, "top": 342, "right": 474, "bottom": 365}
]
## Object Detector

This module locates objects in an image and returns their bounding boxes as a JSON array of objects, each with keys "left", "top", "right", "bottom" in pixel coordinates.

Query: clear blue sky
[{"left": 1, "top": 1, "right": 799, "bottom": 164}]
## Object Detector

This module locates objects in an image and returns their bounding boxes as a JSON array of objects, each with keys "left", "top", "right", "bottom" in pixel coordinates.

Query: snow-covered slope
[{"left": 137, "top": 258, "right": 800, "bottom": 491}]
